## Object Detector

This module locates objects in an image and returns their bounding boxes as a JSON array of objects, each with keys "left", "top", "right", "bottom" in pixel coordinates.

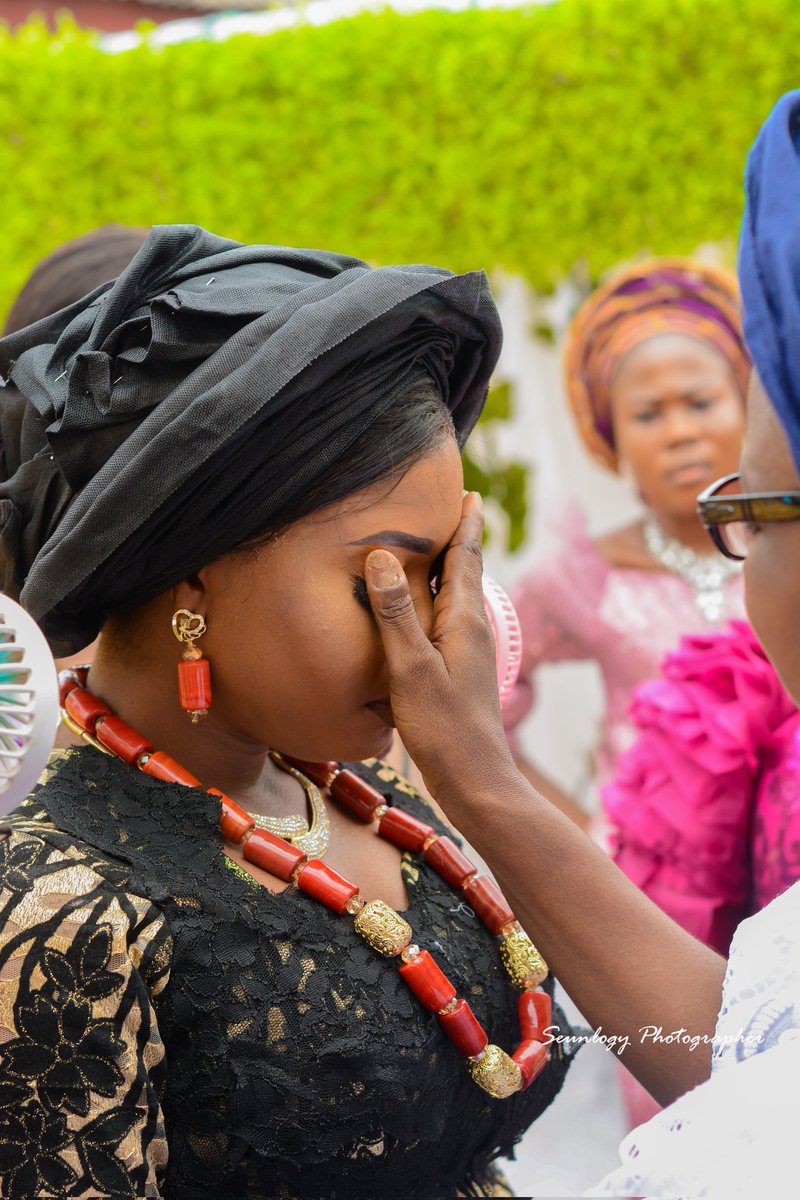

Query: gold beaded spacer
[
  {"left": 499, "top": 928, "right": 548, "bottom": 989},
  {"left": 422, "top": 834, "right": 439, "bottom": 852},
  {"left": 373, "top": 804, "right": 388, "bottom": 821},
  {"left": 353, "top": 899, "right": 413, "bottom": 957},
  {"left": 467, "top": 1044, "right": 523, "bottom": 1098},
  {"left": 438, "top": 997, "right": 459, "bottom": 1015},
  {"left": 400, "top": 943, "right": 421, "bottom": 964},
  {"left": 137, "top": 752, "right": 151, "bottom": 768},
  {"left": 345, "top": 894, "right": 366, "bottom": 916}
]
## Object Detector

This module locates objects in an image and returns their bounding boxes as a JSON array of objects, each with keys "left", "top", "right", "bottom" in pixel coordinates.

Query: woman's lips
[
  {"left": 366, "top": 700, "right": 395, "bottom": 728},
  {"left": 665, "top": 462, "right": 713, "bottom": 487}
]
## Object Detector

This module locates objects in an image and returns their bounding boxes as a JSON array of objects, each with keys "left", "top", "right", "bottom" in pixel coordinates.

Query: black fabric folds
[{"left": 0, "top": 225, "right": 501, "bottom": 652}]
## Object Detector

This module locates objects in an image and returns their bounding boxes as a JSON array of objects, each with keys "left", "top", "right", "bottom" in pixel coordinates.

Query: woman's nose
[{"left": 662, "top": 403, "right": 701, "bottom": 445}]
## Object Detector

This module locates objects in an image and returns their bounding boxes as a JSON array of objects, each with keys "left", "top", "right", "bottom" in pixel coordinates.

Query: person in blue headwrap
[{"left": 355, "top": 89, "right": 800, "bottom": 1197}]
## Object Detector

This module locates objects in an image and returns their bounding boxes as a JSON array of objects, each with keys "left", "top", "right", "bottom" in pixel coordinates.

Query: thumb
[{"left": 364, "top": 550, "right": 433, "bottom": 670}]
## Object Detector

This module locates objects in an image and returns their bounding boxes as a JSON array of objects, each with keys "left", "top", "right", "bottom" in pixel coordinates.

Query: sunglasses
[{"left": 697, "top": 472, "right": 800, "bottom": 561}]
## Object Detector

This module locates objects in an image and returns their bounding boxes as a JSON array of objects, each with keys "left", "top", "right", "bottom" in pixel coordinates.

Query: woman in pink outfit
[
  {"left": 503, "top": 510, "right": 746, "bottom": 798},
  {"left": 504, "top": 260, "right": 749, "bottom": 822}
]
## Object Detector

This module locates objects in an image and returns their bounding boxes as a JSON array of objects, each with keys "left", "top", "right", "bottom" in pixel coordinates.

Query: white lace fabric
[{"left": 586, "top": 881, "right": 800, "bottom": 1198}]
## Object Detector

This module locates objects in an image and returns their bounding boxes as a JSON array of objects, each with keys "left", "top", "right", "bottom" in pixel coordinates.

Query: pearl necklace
[
  {"left": 58, "top": 666, "right": 554, "bottom": 1101},
  {"left": 643, "top": 514, "right": 741, "bottom": 623}
]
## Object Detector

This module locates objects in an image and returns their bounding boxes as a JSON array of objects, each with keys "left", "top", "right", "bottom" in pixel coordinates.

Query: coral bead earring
[{"left": 172, "top": 608, "right": 212, "bottom": 722}]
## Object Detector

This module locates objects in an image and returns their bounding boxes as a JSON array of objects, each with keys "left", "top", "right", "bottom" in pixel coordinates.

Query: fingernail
[
  {"left": 471, "top": 491, "right": 484, "bottom": 510},
  {"left": 366, "top": 550, "right": 400, "bottom": 589}
]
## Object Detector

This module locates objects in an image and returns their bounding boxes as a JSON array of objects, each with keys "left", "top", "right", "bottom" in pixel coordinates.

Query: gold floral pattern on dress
[
  {"left": 368, "top": 759, "right": 425, "bottom": 801},
  {"left": 0, "top": 1085, "right": 76, "bottom": 1199},
  {"left": 0, "top": 827, "right": 170, "bottom": 1199},
  {"left": 3, "top": 933, "right": 126, "bottom": 1116}
]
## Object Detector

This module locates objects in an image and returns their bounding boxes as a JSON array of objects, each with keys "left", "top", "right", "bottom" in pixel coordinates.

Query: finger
[
  {"left": 364, "top": 549, "right": 435, "bottom": 669},
  {"left": 434, "top": 492, "right": 487, "bottom": 623}
]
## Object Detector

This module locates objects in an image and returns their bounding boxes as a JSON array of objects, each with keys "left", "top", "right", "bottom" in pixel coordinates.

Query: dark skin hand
[{"left": 364, "top": 493, "right": 727, "bottom": 1107}]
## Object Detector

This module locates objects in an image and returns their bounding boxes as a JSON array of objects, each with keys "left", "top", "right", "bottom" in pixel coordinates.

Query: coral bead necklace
[{"left": 59, "top": 666, "right": 553, "bottom": 1100}]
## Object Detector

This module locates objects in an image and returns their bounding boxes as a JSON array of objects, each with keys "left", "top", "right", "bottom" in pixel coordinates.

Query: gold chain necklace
[{"left": 246, "top": 751, "right": 331, "bottom": 859}]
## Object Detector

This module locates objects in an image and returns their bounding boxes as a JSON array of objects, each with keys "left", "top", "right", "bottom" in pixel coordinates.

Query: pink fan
[{"left": 482, "top": 576, "right": 522, "bottom": 709}]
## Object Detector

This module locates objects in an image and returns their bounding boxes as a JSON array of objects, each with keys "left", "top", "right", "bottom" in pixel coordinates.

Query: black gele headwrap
[{"left": 0, "top": 225, "right": 501, "bottom": 654}]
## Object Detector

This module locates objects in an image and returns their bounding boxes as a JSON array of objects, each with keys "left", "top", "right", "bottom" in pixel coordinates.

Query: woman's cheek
[{"left": 744, "top": 534, "right": 795, "bottom": 666}]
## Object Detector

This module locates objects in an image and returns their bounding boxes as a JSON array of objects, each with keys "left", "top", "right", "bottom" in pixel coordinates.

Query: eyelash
[
  {"left": 353, "top": 575, "right": 372, "bottom": 614},
  {"left": 352, "top": 555, "right": 445, "bottom": 616}
]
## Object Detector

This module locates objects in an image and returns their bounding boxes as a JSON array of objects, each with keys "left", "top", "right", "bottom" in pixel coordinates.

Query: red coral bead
[
  {"left": 296, "top": 859, "right": 358, "bottom": 914},
  {"left": 64, "top": 687, "right": 112, "bottom": 733},
  {"left": 398, "top": 950, "right": 456, "bottom": 1012},
  {"left": 58, "top": 672, "right": 81, "bottom": 707},
  {"left": 511, "top": 1039, "right": 549, "bottom": 1089},
  {"left": 141, "top": 752, "right": 201, "bottom": 787},
  {"left": 177, "top": 658, "right": 211, "bottom": 713},
  {"left": 94, "top": 716, "right": 153, "bottom": 765},
  {"left": 209, "top": 789, "right": 255, "bottom": 845},
  {"left": 424, "top": 836, "right": 477, "bottom": 889},
  {"left": 280, "top": 758, "right": 339, "bottom": 788},
  {"left": 437, "top": 999, "right": 488, "bottom": 1058},
  {"left": 518, "top": 989, "right": 552, "bottom": 1041},
  {"left": 378, "top": 807, "right": 434, "bottom": 852},
  {"left": 330, "top": 769, "right": 383, "bottom": 821},
  {"left": 243, "top": 827, "right": 306, "bottom": 880},
  {"left": 463, "top": 875, "right": 515, "bottom": 936}
]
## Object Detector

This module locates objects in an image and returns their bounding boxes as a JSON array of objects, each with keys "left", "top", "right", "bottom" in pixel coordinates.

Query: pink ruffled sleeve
[{"left": 603, "top": 621, "right": 797, "bottom": 955}]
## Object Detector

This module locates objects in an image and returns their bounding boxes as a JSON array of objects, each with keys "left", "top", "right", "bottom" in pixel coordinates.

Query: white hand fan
[{"left": 0, "top": 594, "right": 59, "bottom": 817}]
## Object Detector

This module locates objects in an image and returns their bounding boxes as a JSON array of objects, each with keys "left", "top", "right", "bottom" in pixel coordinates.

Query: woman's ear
[{"left": 172, "top": 572, "right": 207, "bottom": 618}]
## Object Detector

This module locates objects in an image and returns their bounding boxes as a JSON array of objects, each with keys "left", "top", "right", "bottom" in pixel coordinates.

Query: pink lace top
[
  {"left": 604, "top": 622, "right": 800, "bottom": 954},
  {"left": 503, "top": 513, "right": 745, "bottom": 785}
]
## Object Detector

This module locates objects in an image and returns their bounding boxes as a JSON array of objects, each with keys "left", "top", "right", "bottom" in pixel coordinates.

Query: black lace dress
[{"left": 0, "top": 748, "right": 574, "bottom": 1200}]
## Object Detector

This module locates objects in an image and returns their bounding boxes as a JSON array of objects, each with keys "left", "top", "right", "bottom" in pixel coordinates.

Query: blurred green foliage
[
  {"left": 1, "top": 0, "right": 792, "bottom": 307},
  {"left": 463, "top": 382, "right": 529, "bottom": 552},
  {"left": 1, "top": 0, "right": 796, "bottom": 548}
]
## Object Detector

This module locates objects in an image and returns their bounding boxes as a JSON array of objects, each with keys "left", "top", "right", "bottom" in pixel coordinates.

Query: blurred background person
[
  {"left": 3, "top": 223, "right": 148, "bottom": 336},
  {"left": 503, "top": 259, "right": 749, "bottom": 832}
]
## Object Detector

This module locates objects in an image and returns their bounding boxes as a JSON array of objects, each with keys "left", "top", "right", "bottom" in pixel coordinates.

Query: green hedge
[
  {"left": 1, "top": 0, "right": 799, "bottom": 319},
  {"left": 0, "top": 0, "right": 797, "bottom": 549}
]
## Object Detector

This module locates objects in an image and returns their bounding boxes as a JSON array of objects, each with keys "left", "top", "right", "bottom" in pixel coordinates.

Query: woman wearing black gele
[{"left": 0, "top": 228, "right": 574, "bottom": 1200}]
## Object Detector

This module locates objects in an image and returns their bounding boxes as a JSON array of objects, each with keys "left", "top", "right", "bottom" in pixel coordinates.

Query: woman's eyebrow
[
  {"left": 628, "top": 385, "right": 711, "bottom": 406},
  {"left": 346, "top": 530, "right": 436, "bottom": 554}
]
